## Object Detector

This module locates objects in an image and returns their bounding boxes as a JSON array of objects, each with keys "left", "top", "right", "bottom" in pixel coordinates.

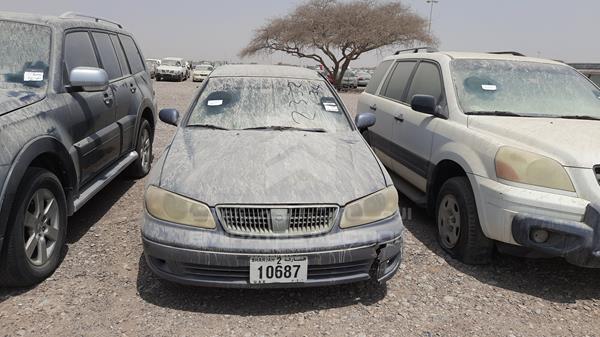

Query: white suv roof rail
[
  {"left": 393, "top": 47, "right": 438, "bottom": 55},
  {"left": 59, "top": 12, "right": 123, "bottom": 29}
]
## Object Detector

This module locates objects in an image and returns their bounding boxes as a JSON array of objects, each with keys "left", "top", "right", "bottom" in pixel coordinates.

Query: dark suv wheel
[
  {"left": 126, "top": 119, "right": 153, "bottom": 178},
  {"left": 0, "top": 168, "right": 67, "bottom": 287},
  {"left": 435, "top": 177, "right": 494, "bottom": 264}
]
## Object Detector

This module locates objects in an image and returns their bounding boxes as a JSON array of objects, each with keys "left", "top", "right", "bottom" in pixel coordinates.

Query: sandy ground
[{"left": 1, "top": 79, "right": 600, "bottom": 337}]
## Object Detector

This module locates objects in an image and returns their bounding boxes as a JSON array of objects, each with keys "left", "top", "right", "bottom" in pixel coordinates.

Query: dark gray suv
[{"left": 0, "top": 12, "right": 156, "bottom": 286}]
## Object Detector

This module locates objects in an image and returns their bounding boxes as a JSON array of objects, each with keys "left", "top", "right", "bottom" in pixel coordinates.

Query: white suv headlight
[
  {"left": 340, "top": 186, "right": 399, "bottom": 229},
  {"left": 495, "top": 146, "right": 575, "bottom": 192},
  {"left": 145, "top": 185, "right": 216, "bottom": 229}
]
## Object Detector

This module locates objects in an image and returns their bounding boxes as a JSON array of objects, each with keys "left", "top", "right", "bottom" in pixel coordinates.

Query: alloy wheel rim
[
  {"left": 140, "top": 128, "right": 151, "bottom": 170},
  {"left": 23, "top": 188, "right": 59, "bottom": 266},
  {"left": 438, "top": 195, "right": 461, "bottom": 249}
]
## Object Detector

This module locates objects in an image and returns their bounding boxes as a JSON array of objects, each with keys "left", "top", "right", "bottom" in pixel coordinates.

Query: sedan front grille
[
  {"left": 216, "top": 205, "right": 338, "bottom": 236},
  {"left": 595, "top": 166, "right": 600, "bottom": 185}
]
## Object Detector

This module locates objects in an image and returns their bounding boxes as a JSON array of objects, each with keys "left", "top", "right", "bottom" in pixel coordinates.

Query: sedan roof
[{"left": 210, "top": 65, "right": 323, "bottom": 80}]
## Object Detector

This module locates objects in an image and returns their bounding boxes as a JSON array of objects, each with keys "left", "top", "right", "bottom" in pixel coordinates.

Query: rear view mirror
[
  {"left": 69, "top": 67, "right": 108, "bottom": 92},
  {"left": 355, "top": 112, "right": 376, "bottom": 132},
  {"left": 159, "top": 108, "right": 180, "bottom": 126}
]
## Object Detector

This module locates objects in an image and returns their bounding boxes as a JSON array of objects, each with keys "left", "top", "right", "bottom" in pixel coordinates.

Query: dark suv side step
[
  {"left": 73, "top": 151, "right": 138, "bottom": 212},
  {"left": 388, "top": 171, "right": 428, "bottom": 208}
]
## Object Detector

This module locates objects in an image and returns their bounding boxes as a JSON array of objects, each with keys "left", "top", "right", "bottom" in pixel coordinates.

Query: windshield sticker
[
  {"left": 24, "top": 71, "right": 44, "bottom": 82},
  {"left": 323, "top": 102, "right": 339, "bottom": 112},
  {"left": 207, "top": 99, "right": 223, "bottom": 106},
  {"left": 481, "top": 84, "right": 497, "bottom": 91}
]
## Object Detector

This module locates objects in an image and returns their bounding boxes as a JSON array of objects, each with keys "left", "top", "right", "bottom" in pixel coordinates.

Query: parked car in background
[
  {"left": 156, "top": 57, "right": 186, "bottom": 81},
  {"left": 145, "top": 60, "right": 157, "bottom": 79},
  {"left": 142, "top": 65, "right": 403, "bottom": 288},
  {"left": 0, "top": 11, "right": 156, "bottom": 286},
  {"left": 357, "top": 71, "right": 372, "bottom": 87},
  {"left": 359, "top": 49, "right": 600, "bottom": 268},
  {"left": 570, "top": 63, "right": 600, "bottom": 87},
  {"left": 341, "top": 70, "right": 358, "bottom": 89},
  {"left": 192, "top": 64, "right": 214, "bottom": 82}
]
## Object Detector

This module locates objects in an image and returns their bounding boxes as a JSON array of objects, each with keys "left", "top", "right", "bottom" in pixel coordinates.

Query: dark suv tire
[
  {"left": 0, "top": 168, "right": 67, "bottom": 287},
  {"left": 435, "top": 177, "right": 494, "bottom": 264},
  {"left": 126, "top": 119, "right": 153, "bottom": 178}
]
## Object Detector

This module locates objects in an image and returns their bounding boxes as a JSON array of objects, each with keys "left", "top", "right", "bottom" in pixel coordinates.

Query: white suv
[{"left": 358, "top": 49, "right": 600, "bottom": 267}]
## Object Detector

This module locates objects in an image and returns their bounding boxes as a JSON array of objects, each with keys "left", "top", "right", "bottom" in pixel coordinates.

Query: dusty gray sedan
[{"left": 141, "top": 65, "right": 403, "bottom": 288}]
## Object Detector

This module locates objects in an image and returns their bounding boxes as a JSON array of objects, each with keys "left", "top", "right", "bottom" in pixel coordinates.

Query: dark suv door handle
[
  {"left": 394, "top": 113, "right": 404, "bottom": 122},
  {"left": 103, "top": 92, "right": 113, "bottom": 106},
  {"left": 369, "top": 104, "right": 377, "bottom": 111}
]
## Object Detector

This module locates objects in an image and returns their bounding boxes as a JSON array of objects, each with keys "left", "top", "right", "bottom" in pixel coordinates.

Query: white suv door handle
[
  {"left": 369, "top": 104, "right": 377, "bottom": 111},
  {"left": 394, "top": 113, "right": 404, "bottom": 122}
]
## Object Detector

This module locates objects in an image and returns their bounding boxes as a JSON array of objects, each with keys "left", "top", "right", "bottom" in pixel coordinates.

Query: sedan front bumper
[{"left": 141, "top": 211, "right": 404, "bottom": 288}]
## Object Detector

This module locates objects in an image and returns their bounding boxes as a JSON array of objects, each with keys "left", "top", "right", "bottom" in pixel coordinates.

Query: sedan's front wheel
[
  {"left": 435, "top": 177, "right": 493, "bottom": 264},
  {"left": 0, "top": 168, "right": 67, "bottom": 287}
]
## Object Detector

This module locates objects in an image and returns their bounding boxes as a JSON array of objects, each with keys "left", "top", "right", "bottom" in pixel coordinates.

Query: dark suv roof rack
[
  {"left": 394, "top": 47, "right": 438, "bottom": 55},
  {"left": 488, "top": 51, "right": 525, "bottom": 57},
  {"left": 59, "top": 12, "right": 123, "bottom": 29}
]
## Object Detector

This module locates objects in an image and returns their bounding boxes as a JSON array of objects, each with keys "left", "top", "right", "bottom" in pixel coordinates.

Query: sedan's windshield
[
  {"left": 451, "top": 59, "right": 600, "bottom": 118},
  {"left": 195, "top": 65, "right": 213, "bottom": 71},
  {"left": 187, "top": 77, "right": 352, "bottom": 132},
  {"left": 161, "top": 59, "right": 181, "bottom": 66},
  {"left": 0, "top": 20, "right": 51, "bottom": 93}
]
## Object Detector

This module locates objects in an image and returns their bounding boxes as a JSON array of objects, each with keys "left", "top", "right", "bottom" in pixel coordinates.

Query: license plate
[{"left": 249, "top": 256, "right": 308, "bottom": 284}]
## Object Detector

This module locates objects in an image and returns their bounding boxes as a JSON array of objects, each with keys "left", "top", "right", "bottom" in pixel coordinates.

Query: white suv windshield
[
  {"left": 0, "top": 20, "right": 51, "bottom": 93},
  {"left": 161, "top": 59, "right": 181, "bottom": 66},
  {"left": 188, "top": 77, "right": 352, "bottom": 132},
  {"left": 451, "top": 59, "right": 600, "bottom": 118}
]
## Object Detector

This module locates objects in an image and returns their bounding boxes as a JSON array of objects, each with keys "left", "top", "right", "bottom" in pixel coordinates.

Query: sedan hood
[
  {"left": 158, "top": 130, "right": 387, "bottom": 206},
  {"left": 468, "top": 116, "right": 600, "bottom": 168}
]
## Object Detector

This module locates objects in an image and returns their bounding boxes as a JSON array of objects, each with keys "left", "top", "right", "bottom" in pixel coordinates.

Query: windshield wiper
[
  {"left": 465, "top": 111, "right": 523, "bottom": 117},
  {"left": 559, "top": 115, "right": 600, "bottom": 121},
  {"left": 242, "top": 126, "right": 327, "bottom": 133},
  {"left": 187, "top": 124, "right": 230, "bottom": 130}
]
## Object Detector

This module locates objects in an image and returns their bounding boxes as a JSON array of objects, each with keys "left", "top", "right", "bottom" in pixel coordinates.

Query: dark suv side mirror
[
  {"left": 159, "top": 108, "right": 180, "bottom": 126},
  {"left": 355, "top": 112, "right": 376, "bottom": 132},
  {"left": 69, "top": 67, "right": 109, "bottom": 92}
]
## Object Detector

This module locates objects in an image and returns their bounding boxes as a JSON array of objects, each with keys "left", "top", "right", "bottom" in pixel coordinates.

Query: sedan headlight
[
  {"left": 495, "top": 146, "right": 575, "bottom": 192},
  {"left": 340, "top": 186, "right": 399, "bottom": 229},
  {"left": 145, "top": 185, "right": 216, "bottom": 229}
]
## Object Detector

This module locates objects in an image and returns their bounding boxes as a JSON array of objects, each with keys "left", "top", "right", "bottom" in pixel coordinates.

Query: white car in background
[
  {"left": 358, "top": 49, "right": 600, "bottom": 268},
  {"left": 156, "top": 57, "right": 186, "bottom": 81},
  {"left": 192, "top": 64, "right": 214, "bottom": 82}
]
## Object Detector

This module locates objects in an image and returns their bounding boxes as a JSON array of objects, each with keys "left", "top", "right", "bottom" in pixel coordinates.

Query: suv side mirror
[
  {"left": 410, "top": 95, "right": 437, "bottom": 115},
  {"left": 159, "top": 108, "right": 180, "bottom": 126},
  {"left": 355, "top": 112, "right": 376, "bottom": 132},
  {"left": 69, "top": 67, "right": 109, "bottom": 92}
]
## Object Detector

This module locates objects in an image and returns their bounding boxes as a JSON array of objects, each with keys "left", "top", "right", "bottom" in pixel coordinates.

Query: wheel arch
[{"left": 0, "top": 136, "right": 78, "bottom": 242}]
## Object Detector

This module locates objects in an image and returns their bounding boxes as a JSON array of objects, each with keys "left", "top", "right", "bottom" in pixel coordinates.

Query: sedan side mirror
[
  {"left": 159, "top": 108, "right": 180, "bottom": 126},
  {"left": 69, "top": 67, "right": 109, "bottom": 92},
  {"left": 355, "top": 112, "right": 376, "bottom": 132}
]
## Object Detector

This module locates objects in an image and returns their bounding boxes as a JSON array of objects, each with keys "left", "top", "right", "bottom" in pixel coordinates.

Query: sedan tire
[
  {"left": 0, "top": 168, "right": 67, "bottom": 287},
  {"left": 435, "top": 177, "right": 494, "bottom": 264}
]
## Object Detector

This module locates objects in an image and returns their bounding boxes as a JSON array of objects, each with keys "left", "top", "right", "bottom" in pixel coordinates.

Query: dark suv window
[
  {"left": 92, "top": 32, "right": 122, "bottom": 80},
  {"left": 365, "top": 60, "right": 392, "bottom": 95},
  {"left": 406, "top": 62, "right": 443, "bottom": 103},
  {"left": 383, "top": 61, "right": 416, "bottom": 102},
  {"left": 119, "top": 35, "right": 144, "bottom": 74},
  {"left": 110, "top": 35, "right": 130, "bottom": 76},
  {"left": 64, "top": 31, "right": 99, "bottom": 73}
]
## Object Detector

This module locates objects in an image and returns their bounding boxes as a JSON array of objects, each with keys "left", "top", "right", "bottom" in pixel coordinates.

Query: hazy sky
[{"left": 3, "top": 0, "right": 599, "bottom": 66}]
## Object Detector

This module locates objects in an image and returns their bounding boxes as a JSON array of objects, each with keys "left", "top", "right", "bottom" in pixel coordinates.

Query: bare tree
[{"left": 240, "top": 0, "right": 435, "bottom": 86}]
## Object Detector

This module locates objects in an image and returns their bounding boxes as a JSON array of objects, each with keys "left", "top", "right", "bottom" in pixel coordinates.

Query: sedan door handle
[
  {"left": 394, "top": 113, "right": 404, "bottom": 122},
  {"left": 369, "top": 104, "right": 377, "bottom": 111}
]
